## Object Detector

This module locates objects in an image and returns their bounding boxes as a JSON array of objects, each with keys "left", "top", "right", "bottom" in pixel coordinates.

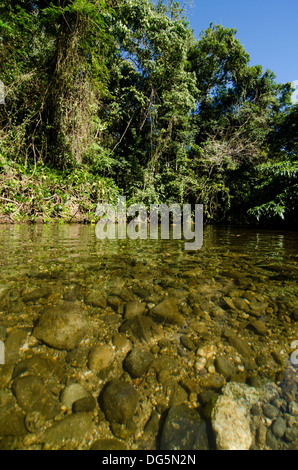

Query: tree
[
  {"left": 103, "top": 0, "right": 198, "bottom": 203},
  {"left": 186, "top": 24, "right": 293, "bottom": 221},
  {"left": 0, "top": 0, "right": 113, "bottom": 169}
]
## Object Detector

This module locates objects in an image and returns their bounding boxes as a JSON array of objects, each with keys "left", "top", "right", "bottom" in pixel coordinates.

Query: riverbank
[
  {"left": 1, "top": 159, "right": 297, "bottom": 232},
  {"left": 0, "top": 159, "right": 120, "bottom": 225}
]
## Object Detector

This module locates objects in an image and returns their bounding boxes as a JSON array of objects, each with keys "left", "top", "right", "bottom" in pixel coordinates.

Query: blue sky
[{"left": 186, "top": 0, "right": 298, "bottom": 87}]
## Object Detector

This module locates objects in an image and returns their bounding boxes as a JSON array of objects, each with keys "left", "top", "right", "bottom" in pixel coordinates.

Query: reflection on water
[{"left": 1, "top": 223, "right": 297, "bottom": 277}]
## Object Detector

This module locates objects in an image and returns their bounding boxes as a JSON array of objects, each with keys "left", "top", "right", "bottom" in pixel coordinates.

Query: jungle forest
[{"left": 0, "top": 0, "right": 297, "bottom": 228}]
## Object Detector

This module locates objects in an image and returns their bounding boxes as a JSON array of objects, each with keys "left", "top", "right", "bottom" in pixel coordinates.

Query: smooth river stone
[
  {"left": 33, "top": 301, "right": 89, "bottom": 350},
  {"left": 87, "top": 344, "right": 114, "bottom": 372},
  {"left": 12, "top": 374, "right": 60, "bottom": 419},
  {"left": 99, "top": 379, "right": 139, "bottom": 425}
]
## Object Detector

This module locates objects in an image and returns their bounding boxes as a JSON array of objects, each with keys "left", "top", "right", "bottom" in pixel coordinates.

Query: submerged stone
[
  {"left": 12, "top": 374, "right": 60, "bottom": 420},
  {"left": 159, "top": 403, "right": 213, "bottom": 450},
  {"left": 0, "top": 409, "right": 27, "bottom": 437},
  {"left": 22, "top": 287, "right": 52, "bottom": 303},
  {"left": 87, "top": 344, "right": 114, "bottom": 373},
  {"left": 84, "top": 291, "right": 107, "bottom": 309},
  {"left": 124, "top": 301, "right": 146, "bottom": 319},
  {"left": 250, "top": 320, "right": 267, "bottom": 336},
  {"left": 60, "top": 383, "right": 91, "bottom": 410},
  {"left": 149, "top": 298, "right": 185, "bottom": 326},
  {"left": 123, "top": 347, "right": 154, "bottom": 378},
  {"left": 228, "top": 336, "right": 252, "bottom": 357},
  {"left": 90, "top": 439, "right": 128, "bottom": 450},
  {"left": 33, "top": 301, "right": 89, "bottom": 350},
  {"left": 41, "top": 413, "right": 93, "bottom": 448},
  {"left": 4, "top": 328, "right": 28, "bottom": 363},
  {"left": 72, "top": 396, "right": 97, "bottom": 413},
  {"left": 211, "top": 382, "right": 259, "bottom": 450},
  {"left": 119, "top": 315, "right": 158, "bottom": 343},
  {"left": 214, "top": 356, "right": 236, "bottom": 379},
  {"left": 99, "top": 379, "right": 139, "bottom": 425}
]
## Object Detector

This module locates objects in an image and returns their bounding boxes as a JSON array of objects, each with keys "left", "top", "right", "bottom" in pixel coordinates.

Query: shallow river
[{"left": 0, "top": 223, "right": 297, "bottom": 450}]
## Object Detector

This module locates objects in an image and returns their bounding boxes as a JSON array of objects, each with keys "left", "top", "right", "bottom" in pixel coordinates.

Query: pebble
[
  {"left": 84, "top": 292, "right": 107, "bottom": 309},
  {"left": 112, "top": 333, "right": 131, "bottom": 351},
  {"left": 214, "top": 356, "right": 236, "bottom": 379},
  {"left": 262, "top": 403, "right": 279, "bottom": 419},
  {"left": 123, "top": 348, "right": 154, "bottom": 378},
  {"left": 25, "top": 411, "right": 46, "bottom": 433},
  {"left": 12, "top": 374, "right": 60, "bottom": 419},
  {"left": 250, "top": 320, "right": 267, "bottom": 336},
  {"left": 284, "top": 427, "right": 298, "bottom": 443},
  {"left": 194, "top": 357, "right": 206, "bottom": 371},
  {"left": 228, "top": 336, "right": 252, "bottom": 357},
  {"left": 266, "top": 429, "right": 279, "bottom": 450},
  {"left": 21, "top": 287, "right": 52, "bottom": 303},
  {"left": 124, "top": 301, "right": 146, "bottom": 319},
  {"left": 199, "top": 374, "right": 225, "bottom": 390},
  {"left": 60, "top": 383, "right": 91, "bottom": 409},
  {"left": 87, "top": 344, "right": 114, "bottom": 373},
  {"left": 180, "top": 335, "right": 196, "bottom": 351},
  {"left": 41, "top": 413, "right": 93, "bottom": 448},
  {"left": 72, "top": 396, "right": 97, "bottom": 413},
  {"left": 0, "top": 409, "right": 27, "bottom": 437},
  {"left": 271, "top": 417, "right": 286, "bottom": 438},
  {"left": 256, "top": 424, "right": 267, "bottom": 446},
  {"left": 289, "top": 401, "right": 298, "bottom": 416},
  {"left": 5, "top": 328, "right": 28, "bottom": 363},
  {"left": 90, "top": 439, "right": 128, "bottom": 450}
]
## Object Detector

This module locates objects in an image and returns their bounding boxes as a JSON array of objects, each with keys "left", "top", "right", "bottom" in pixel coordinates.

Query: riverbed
[{"left": 0, "top": 223, "right": 297, "bottom": 450}]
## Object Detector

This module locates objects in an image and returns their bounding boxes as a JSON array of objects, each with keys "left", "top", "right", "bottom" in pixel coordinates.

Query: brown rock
[
  {"left": 149, "top": 298, "right": 185, "bottom": 326},
  {"left": 250, "top": 320, "right": 267, "bottom": 336},
  {"left": 33, "top": 301, "right": 89, "bottom": 350}
]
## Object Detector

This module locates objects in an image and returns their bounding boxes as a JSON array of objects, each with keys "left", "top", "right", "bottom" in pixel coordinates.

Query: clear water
[{"left": 0, "top": 223, "right": 297, "bottom": 450}]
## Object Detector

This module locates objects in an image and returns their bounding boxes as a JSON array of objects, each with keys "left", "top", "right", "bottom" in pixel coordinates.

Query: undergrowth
[{"left": 0, "top": 155, "right": 120, "bottom": 223}]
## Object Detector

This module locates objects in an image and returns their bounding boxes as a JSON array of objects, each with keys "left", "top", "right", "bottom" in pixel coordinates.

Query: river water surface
[{"left": 0, "top": 223, "right": 297, "bottom": 450}]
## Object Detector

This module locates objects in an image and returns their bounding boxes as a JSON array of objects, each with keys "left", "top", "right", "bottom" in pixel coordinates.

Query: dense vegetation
[{"left": 0, "top": 0, "right": 297, "bottom": 227}]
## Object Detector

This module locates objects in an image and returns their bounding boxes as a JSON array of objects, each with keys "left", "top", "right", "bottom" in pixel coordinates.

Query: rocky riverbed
[{"left": 0, "top": 224, "right": 297, "bottom": 450}]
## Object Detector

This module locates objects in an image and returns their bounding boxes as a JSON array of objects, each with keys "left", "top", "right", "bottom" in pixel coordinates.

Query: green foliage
[
  {"left": 0, "top": 155, "right": 119, "bottom": 222},
  {"left": 0, "top": 0, "right": 297, "bottom": 227},
  {"left": 0, "top": 0, "right": 113, "bottom": 168},
  {"left": 103, "top": 0, "right": 198, "bottom": 200},
  {"left": 247, "top": 160, "right": 298, "bottom": 225}
]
